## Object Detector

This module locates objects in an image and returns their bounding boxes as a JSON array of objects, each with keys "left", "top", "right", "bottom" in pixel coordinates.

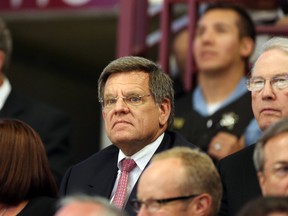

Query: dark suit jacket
[
  {"left": 59, "top": 131, "right": 196, "bottom": 216},
  {"left": 0, "top": 89, "right": 72, "bottom": 186},
  {"left": 217, "top": 144, "right": 262, "bottom": 216},
  {"left": 19, "top": 196, "right": 57, "bottom": 216}
]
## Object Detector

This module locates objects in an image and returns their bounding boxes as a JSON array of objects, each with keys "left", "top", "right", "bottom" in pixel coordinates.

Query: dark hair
[
  {"left": 237, "top": 196, "right": 288, "bottom": 216},
  {"left": 0, "top": 119, "right": 58, "bottom": 205},
  {"left": 0, "top": 17, "right": 12, "bottom": 73},
  {"left": 202, "top": 3, "right": 256, "bottom": 68},
  {"left": 98, "top": 56, "right": 175, "bottom": 130}
]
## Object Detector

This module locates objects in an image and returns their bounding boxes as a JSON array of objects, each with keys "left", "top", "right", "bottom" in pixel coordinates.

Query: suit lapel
[
  {"left": 86, "top": 147, "right": 119, "bottom": 198},
  {"left": 0, "top": 90, "right": 25, "bottom": 118}
]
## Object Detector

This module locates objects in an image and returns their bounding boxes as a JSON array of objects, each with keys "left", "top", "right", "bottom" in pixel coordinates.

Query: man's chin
[{"left": 260, "top": 118, "right": 281, "bottom": 131}]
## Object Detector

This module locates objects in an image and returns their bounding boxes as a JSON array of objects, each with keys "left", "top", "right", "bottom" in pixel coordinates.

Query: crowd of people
[{"left": 1, "top": 1, "right": 288, "bottom": 216}]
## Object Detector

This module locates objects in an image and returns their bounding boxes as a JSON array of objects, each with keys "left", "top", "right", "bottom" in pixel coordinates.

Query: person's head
[
  {"left": 237, "top": 196, "right": 288, "bottom": 216},
  {"left": 193, "top": 3, "right": 255, "bottom": 75},
  {"left": 0, "top": 119, "right": 58, "bottom": 205},
  {"left": 134, "top": 147, "right": 222, "bottom": 216},
  {"left": 55, "top": 194, "right": 127, "bottom": 216},
  {"left": 0, "top": 17, "right": 12, "bottom": 74},
  {"left": 98, "top": 56, "right": 174, "bottom": 156},
  {"left": 247, "top": 37, "right": 288, "bottom": 131},
  {"left": 254, "top": 118, "right": 288, "bottom": 196},
  {"left": 171, "top": 29, "right": 189, "bottom": 80}
]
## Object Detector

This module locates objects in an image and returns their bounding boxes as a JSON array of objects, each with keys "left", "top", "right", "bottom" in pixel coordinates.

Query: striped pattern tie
[{"left": 112, "top": 158, "right": 136, "bottom": 209}]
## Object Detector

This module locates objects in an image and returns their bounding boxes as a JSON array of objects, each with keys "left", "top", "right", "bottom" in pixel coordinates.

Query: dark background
[{"left": 4, "top": 12, "right": 118, "bottom": 164}]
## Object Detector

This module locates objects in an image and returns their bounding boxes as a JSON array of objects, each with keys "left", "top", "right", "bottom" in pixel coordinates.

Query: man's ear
[
  {"left": 192, "top": 193, "right": 212, "bottom": 216},
  {"left": 257, "top": 171, "right": 266, "bottom": 195},
  {"left": 240, "top": 37, "right": 255, "bottom": 58},
  {"left": 0, "top": 50, "right": 5, "bottom": 72},
  {"left": 158, "top": 98, "right": 171, "bottom": 127}
]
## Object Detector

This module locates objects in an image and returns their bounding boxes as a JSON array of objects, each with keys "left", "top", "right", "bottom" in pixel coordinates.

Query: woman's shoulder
[{"left": 18, "top": 196, "right": 58, "bottom": 216}]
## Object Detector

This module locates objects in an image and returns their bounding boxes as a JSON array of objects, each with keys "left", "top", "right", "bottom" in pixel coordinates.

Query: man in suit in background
[
  {"left": 0, "top": 17, "right": 72, "bottom": 186},
  {"left": 59, "top": 56, "right": 196, "bottom": 216},
  {"left": 254, "top": 118, "right": 288, "bottom": 197},
  {"left": 218, "top": 36, "right": 288, "bottom": 216}
]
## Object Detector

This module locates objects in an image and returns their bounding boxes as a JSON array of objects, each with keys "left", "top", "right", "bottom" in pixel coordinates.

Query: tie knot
[{"left": 121, "top": 158, "right": 136, "bottom": 172}]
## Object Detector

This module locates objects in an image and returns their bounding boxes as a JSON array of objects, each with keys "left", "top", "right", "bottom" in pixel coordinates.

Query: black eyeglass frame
[{"left": 130, "top": 194, "right": 199, "bottom": 212}]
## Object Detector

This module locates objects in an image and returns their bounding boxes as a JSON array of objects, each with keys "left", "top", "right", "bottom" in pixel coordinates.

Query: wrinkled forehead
[{"left": 104, "top": 71, "right": 150, "bottom": 91}]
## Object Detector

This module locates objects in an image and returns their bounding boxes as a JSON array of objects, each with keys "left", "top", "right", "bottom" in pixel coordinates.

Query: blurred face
[
  {"left": 258, "top": 132, "right": 288, "bottom": 196},
  {"left": 136, "top": 158, "right": 195, "bottom": 216},
  {"left": 251, "top": 49, "right": 288, "bottom": 131},
  {"left": 268, "top": 213, "right": 288, "bottom": 216},
  {"left": 102, "top": 71, "right": 170, "bottom": 155},
  {"left": 55, "top": 202, "right": 104, "bottom": 216},
  {"left": 193, "top": 9, "right": 247, "bottom": 74}
]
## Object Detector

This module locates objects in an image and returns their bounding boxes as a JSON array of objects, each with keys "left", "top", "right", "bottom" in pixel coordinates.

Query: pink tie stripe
[{"left": 112, "top": 158, "right": 136, "bottom": 209}]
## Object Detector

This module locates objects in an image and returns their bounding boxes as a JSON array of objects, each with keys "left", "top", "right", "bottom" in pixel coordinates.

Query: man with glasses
[
  {"left": 59, "top": 56, "right": 196, "bottom": 216},
  {"left": 218, "top": 36, "right": 288, "bottom": 216},
  {"left": 132, "top": 147, "right": 222, "bottom": 216},
  {"left": 254, "top": 118, "right": 288, "bottom": 197}
]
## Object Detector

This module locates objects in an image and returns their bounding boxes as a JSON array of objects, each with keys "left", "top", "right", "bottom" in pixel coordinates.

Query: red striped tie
[{"left": 112, "top": 158, "right": 136, "bottom": 209}]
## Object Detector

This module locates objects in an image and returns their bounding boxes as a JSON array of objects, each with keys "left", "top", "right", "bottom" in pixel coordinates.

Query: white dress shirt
[{"left": 110, "top": 133, "right": 164, "bottom": 205}]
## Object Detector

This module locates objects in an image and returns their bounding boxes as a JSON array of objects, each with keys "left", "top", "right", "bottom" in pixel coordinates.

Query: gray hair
[
  {"left": 251, "top": 37, "right": 288, "bottom": 74},
  {"left": 0, "top": 17, "right": 12, "bottom": 73},
  {"left": 57, "top": 194, "right": 127, "bottom": 216},
  {"left": 254, "top": 118, "right": 288, "bottom": 172},
  {"left": 97, "top": 56, "right": 174, "bottom": 130}
]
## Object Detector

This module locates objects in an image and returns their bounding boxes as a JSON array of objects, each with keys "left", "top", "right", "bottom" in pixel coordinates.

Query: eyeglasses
[
  {"left": 246, "top": 74, "right": 288, "bottom": 92},
  {"left": 130, "top": 194, "right": 199, "bottom": 213},
  {"left": 99, "top": 94, "right": 151, "bottom": 110}
]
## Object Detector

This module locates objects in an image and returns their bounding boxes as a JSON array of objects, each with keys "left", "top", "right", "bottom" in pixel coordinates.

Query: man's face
[
  {"left": 258, "top": 132, "right": 288, "bottom": 196},
  {"left": 251, "top": 49, "right": 288, "bottom": 131},
  {"left": 193, "top": 9, "right": 248, "bottom": 74},
  {"left": 136, "top": 158, "right": 194, "bottom": 216},
  {"left": 102, "top": 71, "right": 170, "bottom": 155}
]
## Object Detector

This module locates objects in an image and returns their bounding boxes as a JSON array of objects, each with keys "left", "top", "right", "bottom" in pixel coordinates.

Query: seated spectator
[
  {"left": 59, "top": 56, "right": 196, "bottom": 216},
  {"left": 132, "top": 147, "right": 222, "bottom": 216},
  {"left": 0, "top": 17, "right": 72, "bottom": 186},
  {"left": 0, "top": 119, "right": 58, "bottom": 216},
  {"left": 254, "top": 118, "right": 288, "bottom": 196},
  {"left": 237, "top": 196, "right": 288, "bottom": 216},
  {"left": 170, "top": 29, "right": 189, "bottom": 98},
  {"left": 218, "top": 36, "right": 288, "bottom": 216},
  {"left": 173, "top": 3, "right": 261, "bottom": 162},
  {"left": 55, "top": 194, "right": 127, "bottom": 216}
]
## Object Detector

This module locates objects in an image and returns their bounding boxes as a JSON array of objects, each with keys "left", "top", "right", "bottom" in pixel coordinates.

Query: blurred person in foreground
[
  {"left": 59, "top": 56, "right": 196, "bottom": 216},
  {"left": 55, "top": 194, "right": 127, "bottom": 216},
  {"left": 254, "top": 118, "right": 288, "bottom": 197},
  {"left": 132, "top": 147, "right": 222, "bottom": 216},
  {"left": 173, "top": 3, "right": 261, "bottom": 162},
  {"left": 218, "top": 36, "right": 288, "bottom": 216},
  {"left": 237, "top": 196, "right": 288, "bottom": 216},
  {"left": 0, "top": 17, "right": 72, "bottom": 186},
  {"left": 0, "top": 119, "right": 58, "bottom": 216}
]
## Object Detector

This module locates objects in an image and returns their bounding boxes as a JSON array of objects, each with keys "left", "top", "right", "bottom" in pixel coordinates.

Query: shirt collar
[
  {"left": 117, "top": 133, "right": 164, "bottom": 171},
  {"left": 193, "top": 77, "right": 248, "bottom": 115},
  {"left": 0, "top": 76, "right": 11, "bottom": 110}
]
